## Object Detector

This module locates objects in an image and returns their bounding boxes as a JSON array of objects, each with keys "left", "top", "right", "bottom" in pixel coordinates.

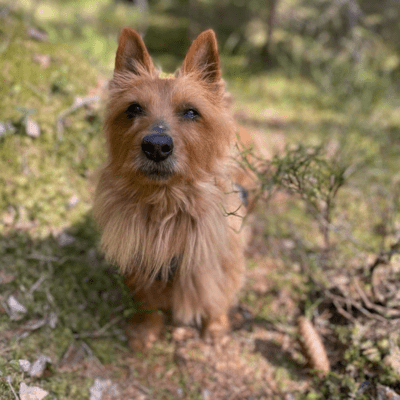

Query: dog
[{"left": 93, "top": 28, "right": 249, "bottom": 351}]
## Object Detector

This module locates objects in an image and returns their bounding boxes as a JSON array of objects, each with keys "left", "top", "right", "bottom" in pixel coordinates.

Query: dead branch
[{"left": 56, "top": 95, "right": 99, "bottom": 140}]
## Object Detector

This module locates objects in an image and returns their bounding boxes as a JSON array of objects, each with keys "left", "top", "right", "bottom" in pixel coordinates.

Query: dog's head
[{"left": 104, "top": 28, "right": 234, "bottom": 186}]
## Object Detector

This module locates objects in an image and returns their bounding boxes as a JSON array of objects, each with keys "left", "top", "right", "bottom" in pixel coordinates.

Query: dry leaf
[
  {"left": 19, "top": 382, "right": 49, "bottom": 400},
  {"left": 89, "top": 379, "right": 119, "bottom": 400},
  {"left": 0, "top": 271, "right": 16, "bottom": 284},
  {"left": 67, "top": 195, "right": 79, "bottom": 209},
  {"left": 48, "top": 312, "right": 58, "bottom": 329},
  {"left": 25, "top": 116, "right": 40, "bottom": 138},
  {"left": 19, "top": 360, "right": 31, "bottom": 373},
  {"left": 7, "top": 295, "right": 27, "bottom": 316},
  {"left": 33, "top": 54, "right": 51, "bottom": 68},
  {"left": 27, "top": 27, "right": 48, "bottom": 42},
  {"left": 29, "top": 355, "right": 51, "bottom": 378},
  {"left": 0, "top": 122, "right": 6, "bottom": 138},
  {"left": 57, "top": 232, "right": 76, "bottom": 247},
  {"left": 172, "top": 326, "right": 199, "bottom": 342},
  {"left": 377, "top": 384, "right": 400, "bottom": 400}
]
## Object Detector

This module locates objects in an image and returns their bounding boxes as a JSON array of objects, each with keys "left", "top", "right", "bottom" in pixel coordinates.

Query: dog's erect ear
[
  {"left": 179, "top": 30, "right": 221, "bottom": 82},
  {"left": 114, "top": 28, "right": 154, "bottom": 75}
]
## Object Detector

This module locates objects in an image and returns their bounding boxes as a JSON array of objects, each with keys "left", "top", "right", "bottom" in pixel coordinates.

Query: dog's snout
[
  {"left": 151, "top": 123, "right": 168, "bottom": 135},
  {"left": 141, "top": 133, "right": 174, "bottom": 162}
]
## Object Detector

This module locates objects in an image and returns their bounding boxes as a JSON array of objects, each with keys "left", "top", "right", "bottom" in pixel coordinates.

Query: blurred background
[
  {"left": 4, "top": 0, "right": 400, "bottom": 97},
  {"left": 1, "top": 1, "right": 400, "bottom": 399}
]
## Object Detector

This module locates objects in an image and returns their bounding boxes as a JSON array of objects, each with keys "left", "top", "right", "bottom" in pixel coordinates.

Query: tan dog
[{"left": 93, "top": 28, "right": 248, "bottom": 351}]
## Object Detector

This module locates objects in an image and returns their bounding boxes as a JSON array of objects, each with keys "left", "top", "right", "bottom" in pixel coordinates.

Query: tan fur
[{"left": 93, "top": 28, "right": 247, "bottom": 350}]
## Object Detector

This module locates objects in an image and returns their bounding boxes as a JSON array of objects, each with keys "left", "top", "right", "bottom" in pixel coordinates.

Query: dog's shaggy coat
[{"left": 93, "top": 28, "right": 246, "bottom": 350}]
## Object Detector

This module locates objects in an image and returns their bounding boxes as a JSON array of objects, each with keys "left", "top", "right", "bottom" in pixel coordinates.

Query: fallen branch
[
  {"left": 56, "top": 95, "right": 99, "bottom": 140},
  {"left": 368, "top": 238, "right": 400, "bottom": 275}
]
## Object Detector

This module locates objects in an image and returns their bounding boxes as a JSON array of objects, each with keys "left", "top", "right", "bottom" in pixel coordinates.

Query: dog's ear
[
  {"left": 114, "top": 28, "right": 155, "bottom": 75},
  {"left": 179, "top": 30, "right": 221, "bottom": 82}
]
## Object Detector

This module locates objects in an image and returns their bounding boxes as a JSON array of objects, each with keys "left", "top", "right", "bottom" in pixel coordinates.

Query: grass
[{"left": 1, "top": 1, "right": 400, "bottom": 399}]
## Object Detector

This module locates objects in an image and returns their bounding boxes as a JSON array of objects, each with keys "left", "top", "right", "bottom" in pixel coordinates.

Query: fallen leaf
[
  {"left": 0, "top": 271, "right": 16, "bottom": 284},
  {"left": 33, "top": 54, "right": 51, "bottom": 68},
  {"left": 7, "top": 295, "right": 27, "bottom": 314},
  {"left": 0, "top": 122, "right": 6, "bottom": 138},
  {"left": 48, "top": 312, "right": 58, "bottom": 329},
  {"left": 377, "top": 384, "right": 400, "bottom": 400},
  {"left": 172, "top": 326, "right": 199, "bottom": 342},
  {"left": 16, "top": 318, "right": 48, "bottom": 340},
  {"left": 202, "top": 389, "right": 211, "bottom": 400},
  {"left": 29, "top": 355, "right": 51, "bottom": 378},
  {"left": 27, "top": 27, "right": 48, "bottom": 42},
  {"left": 89, "top": 379, "right": 119, "bottom": 400},
  {"left": 25, "top": 116, "right": 40, "bottom": 138},
  {"left": 19, "top": 360, "right": 31, "bottom": 373},
  {"left": 67, "top": 195, "right": 79, "bottom": 209},
  {"left": 57, "top": 232, "right": 76, "bottom": 247},
  {"left": 19, "top": 382, "right": 49, "bottom": 400}
]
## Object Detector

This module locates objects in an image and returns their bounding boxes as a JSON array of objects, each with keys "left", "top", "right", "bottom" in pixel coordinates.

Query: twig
[
  {"left": 350, "top": 297, "right": 388, "bottom": 322},
  {"left": 368, "top": 237, "right": 400, "bottom": 275},
  {"left": 81, "top": 342, "right": 104, "bottom": 371},
  {"left": 132, "top": 383, "right": 151, "bottom": 395},
  {"left": 95, "top": 315, "right": 123, "bottom": 336},
  {"left": 6, "top": 376, "right": 19, "bottom": 400},
  {"left": 73, "top": 315, "right": 123, "bottom": 339},
  {"left": 0, "top": 25, "right": 15, "bottom": 55},
  {"left": 325, "top": 287, "right": 388, "bottom": 323},
  {"left": 56, "top": 96, "right": 99, "bottom": 140},
  {"left": 353, "top": 278, "right": 400, "bottom": 318},
  {"left": 24, "top": 81, "right": 48, "bottom": 102},
  {"left": 28, "top": 275, "right": 46, "bottom": 297},
  {"left": 27, "top": 254, "right": 59, "bottom": 262},
  {"left": 314, "top": 213, "right": 374, "bottom": 253},
  {"left": 325, "top": 290, "right": 356, "bottom": 322}
]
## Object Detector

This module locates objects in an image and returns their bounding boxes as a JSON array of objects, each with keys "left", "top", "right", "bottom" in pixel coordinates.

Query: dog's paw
[
  {"left": 202, "top": 314, "right": 230, "bottom": 345},
  {"left": 125, "top": 311, "right": 165, "bottom": 352},
  {"left": 126, "top": 326, "right": 158, "bottom": 352}
]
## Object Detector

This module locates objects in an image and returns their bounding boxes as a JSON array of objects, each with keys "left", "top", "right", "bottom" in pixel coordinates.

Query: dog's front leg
[{"left": 124, "top": 278, "right": 173, "bottom": 352}]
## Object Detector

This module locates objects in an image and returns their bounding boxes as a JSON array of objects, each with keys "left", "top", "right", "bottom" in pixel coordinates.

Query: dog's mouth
[{"left": 138, "top": 159, "right": 175, "bottom": 180}]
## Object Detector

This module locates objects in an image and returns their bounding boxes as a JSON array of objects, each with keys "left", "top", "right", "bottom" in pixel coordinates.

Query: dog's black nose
[{"left": 141, "top": 133, "right": 174, "bottom": 162}]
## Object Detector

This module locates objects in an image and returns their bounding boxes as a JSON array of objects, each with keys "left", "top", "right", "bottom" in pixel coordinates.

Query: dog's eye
[
  {"left": 183, "top": 108, "right": 199, "bottom": 120},
  {"left": 125, "top": 102, "right": 144, "bottom": 119}
]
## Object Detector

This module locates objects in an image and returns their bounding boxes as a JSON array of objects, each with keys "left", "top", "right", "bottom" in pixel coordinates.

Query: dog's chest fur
[{"left": 93, "top": 172, "right": 237, "bottom": 283}]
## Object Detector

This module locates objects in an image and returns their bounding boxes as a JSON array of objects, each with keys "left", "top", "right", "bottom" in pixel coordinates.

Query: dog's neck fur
[{"left": 93, "top": 168, "right": 230, "bottom": 285}]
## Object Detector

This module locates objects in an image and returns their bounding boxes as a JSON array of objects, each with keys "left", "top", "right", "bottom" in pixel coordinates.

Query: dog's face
[{"left": 104, "top": 29, "right": 234, "bottom": 186}]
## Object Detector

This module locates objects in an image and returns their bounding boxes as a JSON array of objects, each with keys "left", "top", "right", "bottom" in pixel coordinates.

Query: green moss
[
  {"left": 43, "top": 372, "right": 93, "bottom": 400},
  {"left": 0, "top": 10, "right": 104, "bottom": 236}
]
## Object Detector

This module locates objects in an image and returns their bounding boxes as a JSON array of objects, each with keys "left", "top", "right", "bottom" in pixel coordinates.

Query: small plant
[
  {"left": 272, "top": 144, "right": 349, "bottom": 249},
  {"left": 242, "top": 143, "right": 353, "bottom": 251}
]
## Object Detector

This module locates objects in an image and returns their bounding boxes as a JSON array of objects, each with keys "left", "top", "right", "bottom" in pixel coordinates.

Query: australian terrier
[{"left": 93, "top": 28, "right": 249, "bottom": 351}]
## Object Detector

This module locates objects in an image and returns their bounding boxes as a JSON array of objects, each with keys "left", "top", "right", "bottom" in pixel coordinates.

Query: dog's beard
[{"left": 137, "top": 158, "right": 176, "bottom": 180}]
